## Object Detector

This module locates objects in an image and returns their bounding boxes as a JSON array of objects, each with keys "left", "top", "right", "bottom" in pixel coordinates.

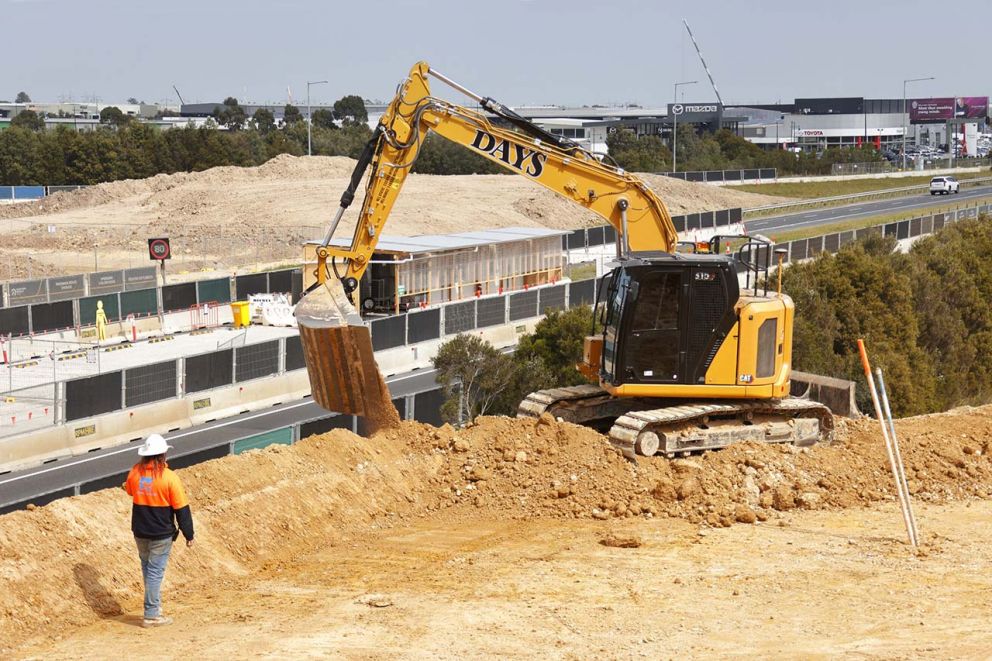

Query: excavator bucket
[{"left": 294, "top": 281, "right": 399, "bottom": 430}]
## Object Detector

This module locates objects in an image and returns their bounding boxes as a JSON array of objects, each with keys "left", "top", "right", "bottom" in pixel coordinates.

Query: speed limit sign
[{"left": 147, "top": 237, "right": 171, "bottom": 261}]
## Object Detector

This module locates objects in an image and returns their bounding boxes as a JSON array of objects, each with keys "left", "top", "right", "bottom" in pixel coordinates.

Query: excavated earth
[
  {"left": 3, "top": 406, "right": 992, "bottom": 657},
  {"left": 0, "top": 155, "right": 787, "bottom": 279}
]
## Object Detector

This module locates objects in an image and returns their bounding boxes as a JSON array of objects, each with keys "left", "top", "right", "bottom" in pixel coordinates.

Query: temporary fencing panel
[
  {"left": 838, "top": 231, "right": 855, "bottom": 249},
  {"left": 933, "top": 214, "right": 946, "bottom": 231},
  {"left": 235, "top": 341, "right": 280, "bottom": 382},
  {"left": 125, "top": 361, "right": 178, "bottom": 408},
  {"left": 196, "top": 278, "right": 231, "bottom": 305},
  {"left": 824, "top": 233, "right": 840, "bottom": 254},
  {"left": 476, "top": 296, "right": 506, "bottom": 328},
  {"left": 300, "top": 415, "right": 354, "bottom": 439},
  {"left": 566, "top": 229, "right": 586, "bottom": 250},
  {"left": 185, "top": 349, "right": 233, "bottom": 393},
  {"left": 897, "top": 220, "right": 910, "bottom": 240},
  {"left": 407, "top": 308, "right": 441, "bottom": 344},
  {"left": 790, "top": 239, "right": 808, "bottom": 261},
  {"left": 31, "top": 300, "right": 74, "bottom": 333},
  {"left": 162, "top": 282, "right": 197, "bottom": 313},
  {"left": 0, "top": 488, "right": 76, "bottom": 515},
  {"left": 508, "top": 290, "right": 538, "bottom": 321},
  {"left": 0, "top": 306, "right": 30, "bottom": 337},
  {"left": 284, "top": 335, "right": 306, "bottom": 372},
  {"left": 371, "top": 315, "right": 406, "bottom": 351},
  {"left": 910, "top": 217, "right": 922, "bottom": 237},
  {"left": 538, "top": 285, "right": 566, "bottom": 313},
  {"left": 232, "top": 427, "right": 293, "bottom": 454},
  {"left": 586, "top": 226, "right": 604, "bottom": 247},
  {"left": 65, "top": 371, "right": 123, "bottom": 422},
  {"left": 168, "top": 445, "right": 230, "bottom": 470},
  {"left": 120, "top": 289, "right": 158, "bottom": 318},
  {"left": 268, "top": 269, "right": 294, "bottom": 294},
  {"left": 79, "top": 472, "right": 131, "bottom": 496},
  {"left": 569, "top": 279, "right": 595, "bottom": 307},
  {"left": 79, "top": 294, "right": 121, "bottom": 326},
  {"left": 443, "top": 300, "right": 476, "bottom": 335},
  {"left": 414, "top": 389, "right": 444, "bottom": 426},
  {"left": 291, "top": 270, "right": 303, "bottom": 304},
  {"left": 235, "top": 273, "right": 267, "bottom": 300}
]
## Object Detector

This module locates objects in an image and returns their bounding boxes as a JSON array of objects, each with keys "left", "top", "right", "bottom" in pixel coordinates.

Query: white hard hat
[{"left": 138, "top": 433, "right": 171, "bottom": 457}]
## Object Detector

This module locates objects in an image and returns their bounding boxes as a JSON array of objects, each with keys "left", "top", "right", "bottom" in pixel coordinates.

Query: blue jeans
[{"left": 135, "top": 536, "right": 173, "bottom": 619}]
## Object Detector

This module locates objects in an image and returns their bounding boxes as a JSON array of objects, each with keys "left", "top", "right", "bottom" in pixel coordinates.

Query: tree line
[
  {"left": 2, "top": 92, "right": 896, "bottom": 185},
  {"left": 784, "top": 215, "right": 992, "bottom": 417},
  {"left": 605, "top": 125, "right": 886, "bottom": 176}
]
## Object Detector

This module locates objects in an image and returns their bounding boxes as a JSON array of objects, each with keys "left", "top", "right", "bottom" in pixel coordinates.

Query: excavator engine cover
[{"left": 295, "top": 281, "right": 397, "bottom": 425}]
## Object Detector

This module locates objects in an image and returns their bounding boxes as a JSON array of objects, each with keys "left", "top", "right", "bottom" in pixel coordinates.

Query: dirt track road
[{"left": 20, "top": 501, "right": 992, "bottom": 660}]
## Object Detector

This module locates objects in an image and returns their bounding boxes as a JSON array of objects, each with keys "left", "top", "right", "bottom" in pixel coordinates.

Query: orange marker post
[{"left": 857, "top": 339, "right": 918, "bottom": 547}]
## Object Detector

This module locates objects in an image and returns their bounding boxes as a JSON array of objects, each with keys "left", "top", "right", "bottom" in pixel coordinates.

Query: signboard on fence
[
  {"left": 46, "top": 274, "right": 85, "bottom": 302},
  {"left": 7, "top": 279, "right": 48, "bottom": 306},
  {"left": 124, "top": 266, "right": 158, "bottom": 291},
  {"left": 910, "top": 96, "right": 989, "bottom": 123},
  {"left": 88, "top": 270, "right": 125, "bottom": 296}
]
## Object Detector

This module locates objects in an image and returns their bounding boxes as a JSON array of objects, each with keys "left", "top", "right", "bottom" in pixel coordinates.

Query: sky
[{"left": 4, "top": 0, "right": 987, "bottom": 108}]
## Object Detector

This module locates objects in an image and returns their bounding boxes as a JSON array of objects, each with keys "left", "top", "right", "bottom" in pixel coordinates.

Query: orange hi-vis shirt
[{"left": 124, "top": 464, "right": 194, "bottom": 541}]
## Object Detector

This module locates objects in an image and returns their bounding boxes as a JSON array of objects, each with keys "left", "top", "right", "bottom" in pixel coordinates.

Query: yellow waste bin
[{"left": 230, "top": 301, "right": 251, "bottom": 328}]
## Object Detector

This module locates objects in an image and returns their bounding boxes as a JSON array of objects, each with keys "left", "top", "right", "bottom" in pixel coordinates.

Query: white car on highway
[{"left": 930, "top": 176, "right": 960, "bottom": 195}]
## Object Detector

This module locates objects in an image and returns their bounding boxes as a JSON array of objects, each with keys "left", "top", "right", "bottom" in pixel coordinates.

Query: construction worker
[{"left": 123, "top": 433, "right": 194, "bottom": 628}]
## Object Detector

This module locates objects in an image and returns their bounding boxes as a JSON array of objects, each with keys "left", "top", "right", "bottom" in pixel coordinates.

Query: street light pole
[
  {"left": 672, "top": 80, "right": 697, "bottom": 173},
  {"left": 306, "top": 79, "right": 328, "bottom": 156},
  {"left": 902, "top": 76, "right": 934, "bottom": 171}
]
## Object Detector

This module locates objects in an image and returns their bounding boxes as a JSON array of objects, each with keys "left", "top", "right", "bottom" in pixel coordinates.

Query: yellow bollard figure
[{"left": 95, "top": 300, "right": 108, "bottom": 342}]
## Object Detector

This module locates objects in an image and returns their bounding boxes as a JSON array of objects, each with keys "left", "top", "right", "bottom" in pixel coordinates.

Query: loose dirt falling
[{"left": 295, "top": 282, "right": 401, "bottom": 432}]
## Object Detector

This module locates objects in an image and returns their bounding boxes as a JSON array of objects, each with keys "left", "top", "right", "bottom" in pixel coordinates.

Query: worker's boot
[{"left": 142, "top": 615, "right": 173, "bottom": 628}]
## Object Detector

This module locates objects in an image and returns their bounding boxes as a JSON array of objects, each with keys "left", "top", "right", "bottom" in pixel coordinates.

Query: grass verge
[{"left": 738, "top": 170, "right": 989, "bottom": 199}]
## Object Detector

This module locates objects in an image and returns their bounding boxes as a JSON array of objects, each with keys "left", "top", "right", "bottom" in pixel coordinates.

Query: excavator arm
[
  {"left": 311, "top": 61, "right": 678, "bottom": 292},
  {"left": 297, "top": 62, "right": 679, "bottom": 420}
]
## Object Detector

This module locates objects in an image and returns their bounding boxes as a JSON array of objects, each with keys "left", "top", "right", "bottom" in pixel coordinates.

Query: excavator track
[{"left": 518, "top": 386, "right": 834, "bottom": 460}]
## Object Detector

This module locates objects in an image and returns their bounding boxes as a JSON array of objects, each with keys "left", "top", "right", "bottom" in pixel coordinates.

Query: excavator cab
[{"left": 599, "top": 254, "right": 739, "bottom": 388}]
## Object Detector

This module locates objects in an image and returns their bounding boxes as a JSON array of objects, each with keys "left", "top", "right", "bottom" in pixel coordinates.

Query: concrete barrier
[{"left": 791, "top": 370, "right": 860, "bottom": 418}]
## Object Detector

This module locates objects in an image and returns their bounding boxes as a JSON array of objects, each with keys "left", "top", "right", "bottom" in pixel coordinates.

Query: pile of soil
[
  {"left": 393, "top": 408, "right": 992, "bottom": 527},
  {"left": 0, "top": 155, "right": 788, "bottom": 278},
  {"left": 3, "top": 403, "right": 991, "bottom": 652}
]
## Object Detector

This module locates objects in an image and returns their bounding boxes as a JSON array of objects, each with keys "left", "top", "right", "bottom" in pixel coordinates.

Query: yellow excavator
[{"left": 295, "top": 62, "right": 832, "bottom": 457}]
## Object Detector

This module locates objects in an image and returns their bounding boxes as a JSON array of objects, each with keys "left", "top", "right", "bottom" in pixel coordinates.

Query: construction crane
[{"left": 295, "top": 62, "right": 832, "bottom": 457}]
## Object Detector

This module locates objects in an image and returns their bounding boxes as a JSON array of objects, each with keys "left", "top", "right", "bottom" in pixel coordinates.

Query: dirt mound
[
  {"left": 4, "top": 404, "right": 991, "bottom": 652},
  {"left": 0, "top": 155, "right": 787, "bottom": 277},
  {"left": 390, "top": 408, "right": 992, "bottom": 527}
]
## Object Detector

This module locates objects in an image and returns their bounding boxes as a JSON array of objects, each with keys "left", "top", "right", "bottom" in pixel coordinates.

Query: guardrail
[
  {"left": 772, "top": 201, "right": 990, "bottom": 265},
  {"left": 744, "top": 175, "right": 992, "bottom": 218}
]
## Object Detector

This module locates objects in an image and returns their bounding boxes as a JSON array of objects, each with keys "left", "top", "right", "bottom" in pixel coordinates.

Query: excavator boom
[{"left": 296, "top": 62, "right": 678, "bottom": 417}]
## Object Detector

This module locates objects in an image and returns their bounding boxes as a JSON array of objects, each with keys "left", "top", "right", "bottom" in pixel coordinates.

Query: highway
[
  {"left": 747, "top": 184, "right": 992, "bottom": 237},
  {"left": 0, "top": 366, "right": 443, "bottom": 513}
]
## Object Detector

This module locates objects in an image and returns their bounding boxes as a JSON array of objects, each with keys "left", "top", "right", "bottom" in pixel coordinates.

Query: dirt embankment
[
  {"left": 0, "top": 155, "right": 788, "bottom": 279},
  {"left": 3, "top": 404, "right": 991, "bottom": 654}
]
